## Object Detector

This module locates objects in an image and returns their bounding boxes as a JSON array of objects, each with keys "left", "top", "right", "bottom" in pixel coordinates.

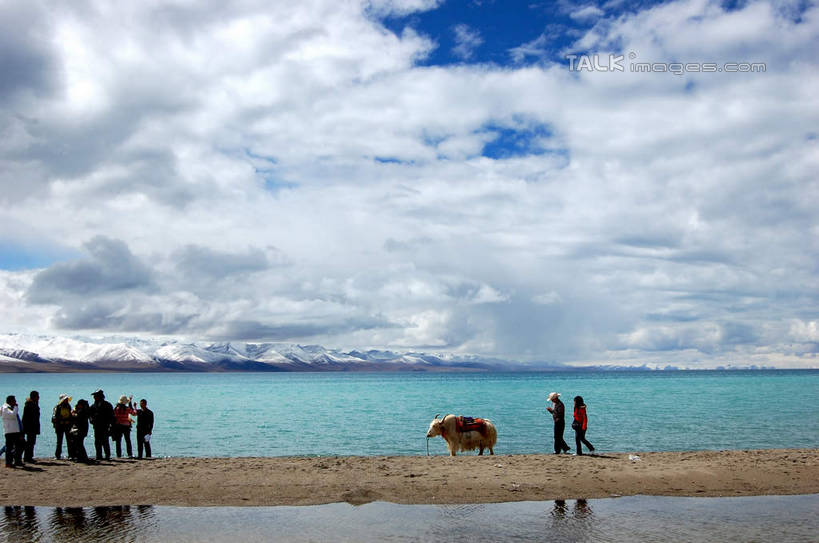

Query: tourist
[
  {"left": 22, "top": 391, "right": 40, "bottom": 463},
  {"left": 136, "top": 398, "right": 154, "bottom": 459},
  {"left": 2, "top": 395, "right": 25, "bottom": 468},
  {"left": 112, "top": 395, "right": 136, "bottom": 458},
  {"left": 572, "top": 395, "right": 595, "bottom": 456},
  {"left": 69, "top": 399, "right": 91, "bottom": 463},
  {"left": 89, "top": 389, "right": 114, "bottom": 461},
  {"left": 52, "top": 394, "right": 74, "bottom": 460},
  {"left": 546, "top": 392, "right": 571, "bottom": 454}
]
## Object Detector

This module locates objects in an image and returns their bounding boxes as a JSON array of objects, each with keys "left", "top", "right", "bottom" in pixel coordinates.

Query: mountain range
[
  {"left": 0, "top": 334, "right": 780, "bottom": 373},
  {"left": 0, "top": 333, "right": 546, "bottom": 373}
]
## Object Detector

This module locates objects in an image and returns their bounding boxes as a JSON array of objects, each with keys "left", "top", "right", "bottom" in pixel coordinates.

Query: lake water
[
  {"left": 2, "top": 495, "right": 818, "bottom": 542},
  {"left": 2, "top": 370, "right": 817, "bottom": 458}
]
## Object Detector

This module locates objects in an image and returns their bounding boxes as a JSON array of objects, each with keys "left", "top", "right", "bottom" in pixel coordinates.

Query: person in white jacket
[{"left": 2, "top": 395, "right": 25, "bottom": 467}]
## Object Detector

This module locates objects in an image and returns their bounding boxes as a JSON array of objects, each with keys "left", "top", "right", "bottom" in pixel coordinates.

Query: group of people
[
  {"left": 2, "top": 389, "right": 154, "bottom": 468},
  {"left": 546, "top": 392, "right": 595, "bottom": 456}
]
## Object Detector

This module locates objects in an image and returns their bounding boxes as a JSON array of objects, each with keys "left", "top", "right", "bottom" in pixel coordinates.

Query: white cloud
[
  {"left": 0, "top": 0, "right": 817, "bottom": 367},
  {"left": 570, "top": 5, "right": 605, "bottom": 21},
  {"left": 789, "top": 320, "right": 819, "bottom": 342},
  {"left": 452, "top": 23, "right": 483, "bottom": 60},
  {"left": 366, "top": 0, "right": 443, "bottom": 17},
  {"left": 508, "top": 33, "right": 551, "bottom": 64}
]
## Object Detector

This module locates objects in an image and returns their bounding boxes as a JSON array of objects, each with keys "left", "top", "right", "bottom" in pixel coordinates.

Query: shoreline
[{"left": 1, "top": 449, "right": 816, "bottom": 507}]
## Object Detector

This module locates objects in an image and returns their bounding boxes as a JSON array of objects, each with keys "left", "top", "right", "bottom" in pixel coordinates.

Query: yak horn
[{"left": 434, "top": 413, "right": 440, "bottom": 420}]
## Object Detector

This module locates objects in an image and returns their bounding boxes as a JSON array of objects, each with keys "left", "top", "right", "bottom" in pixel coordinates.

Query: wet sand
[{"left": 1, "top": 449, "right": 816, "bottom": 507}]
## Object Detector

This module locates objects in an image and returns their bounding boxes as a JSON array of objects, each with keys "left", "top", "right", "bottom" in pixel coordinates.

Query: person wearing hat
[
  {"left": 88, "top": 389, "right": 114, "bottom": 461},
  {"left": 52, "top": 394, "right": 74, "bottom": 460},
  {"left": 112, "top": 395, "right": 137, "bottom": 458},
  {"left": 546, "top": 392, "right": 571, "bottom": 454}
]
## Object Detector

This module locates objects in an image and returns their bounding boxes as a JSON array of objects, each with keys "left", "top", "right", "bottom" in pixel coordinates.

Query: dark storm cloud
[
  {"left": 482, "top": 292, "right": 633, "bottom": 359},
  {"left": 216, "top": 316, "right": 396, "bottom": 342},
  {"left": 173, "top": 245, "right": 275, "bottom": 280},
  {"left": 20, "top": 106, "right": 158, "bottom": 180},
  {"left": 53, "top": 302, "right": 194, "bottom": 333},
  {"left": 94, "top": 149, "right": 196, "bottom": 208},
  {"left": 51, "top": 300, "right": 124, "bottom": 330},
  {"left": 27, "top": 236, "right": 155, "bottom": 304},
  {"left": 623, "top": 321, "right": 760, "bottom": 354},
  {"left": 0, "top": 2, "right": 58, "bottom": 104},
  {"left": 1, "top": 101, "right": 194, "bottom": 205}
]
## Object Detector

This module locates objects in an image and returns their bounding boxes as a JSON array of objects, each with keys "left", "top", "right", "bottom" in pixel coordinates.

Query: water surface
[
  {"left": 2, "top": 495, "right": 817, "bottom": 542},
  {"left": 2, "top": 370, "right": 817, "bottom": 457}
]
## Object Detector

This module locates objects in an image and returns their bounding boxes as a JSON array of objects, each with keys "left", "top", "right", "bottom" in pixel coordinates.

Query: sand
[{"left": 1, "top": 449, "right": 816, "bottom": 507}]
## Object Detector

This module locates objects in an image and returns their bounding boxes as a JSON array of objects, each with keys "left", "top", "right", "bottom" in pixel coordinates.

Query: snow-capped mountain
[
  {"left": 154, "top": 343, "right": 234, "bottom": 364},
  {"left": 0, "top": 333, "right": 518, "bottom": 372},
  {"left": 85, "top": 343, "right": 155, "bottom": 364}
]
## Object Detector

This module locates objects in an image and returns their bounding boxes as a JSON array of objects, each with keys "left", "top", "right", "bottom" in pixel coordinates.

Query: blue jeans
[{"left": 574, "top": 428, "right": 595, "bottom": 454}]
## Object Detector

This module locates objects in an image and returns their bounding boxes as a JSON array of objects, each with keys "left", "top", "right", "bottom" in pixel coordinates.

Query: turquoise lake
[{"left": 3, "top": 370, "right": 818, "bottom": 458}]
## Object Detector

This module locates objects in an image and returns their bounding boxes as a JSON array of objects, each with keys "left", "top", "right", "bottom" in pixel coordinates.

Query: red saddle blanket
[{"left": 456, "top": 416, "right": 488, "bottom": 437}]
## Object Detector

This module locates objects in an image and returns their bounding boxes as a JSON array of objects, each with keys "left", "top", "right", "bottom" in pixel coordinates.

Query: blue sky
[
  {"left": 381, "top": 0, "right": 568, "bottom": 66},
  {"left": 0, "top": 0, "right": 817, "bottom": 367},
  {"left": 378, "top": 1, "right": 680, "bottom": 67}
]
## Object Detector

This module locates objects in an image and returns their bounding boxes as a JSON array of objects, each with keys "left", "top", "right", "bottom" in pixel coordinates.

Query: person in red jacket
[
  {"left": 572, "top": 396, "right": 595, "bottom": 456},
  {"left": 112, "top": 395, "right": 137, "bottom": 458}
]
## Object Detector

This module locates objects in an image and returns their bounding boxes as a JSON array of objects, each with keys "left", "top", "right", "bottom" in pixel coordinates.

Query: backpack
[{"left": 52, "top": 404, "right": 72, "bottom": 427}]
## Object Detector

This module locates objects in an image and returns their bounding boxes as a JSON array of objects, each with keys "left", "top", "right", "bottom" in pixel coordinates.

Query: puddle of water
[{"left": 2, "top": 495, "right": 817, "bottom": 542}]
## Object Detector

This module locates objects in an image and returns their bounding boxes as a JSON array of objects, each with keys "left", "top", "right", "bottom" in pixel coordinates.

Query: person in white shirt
[{"left": 2, "top": 395, "right": 25, "bottom": 468}]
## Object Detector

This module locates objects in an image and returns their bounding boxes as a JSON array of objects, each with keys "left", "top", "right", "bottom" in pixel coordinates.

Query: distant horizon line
[{"left": 0, "top": 332, "right": 815, "bottom": 371}]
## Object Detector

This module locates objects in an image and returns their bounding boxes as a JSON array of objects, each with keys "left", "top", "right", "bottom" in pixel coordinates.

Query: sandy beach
[{"left": 1, "top": 449, "right": 816, "bottom": 507}]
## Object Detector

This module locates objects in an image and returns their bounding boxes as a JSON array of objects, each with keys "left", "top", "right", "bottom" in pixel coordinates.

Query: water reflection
[
  {"left": 1, "top": 496, "right": 817, "bottom": 542},
  {"left": 4, "top": 505, "right": 156, "bottom": 543},
  {"left": 3, "top": 506, "right": 40, "bottom": 542},
  {"left": 574, "top": 499, "right": 591, "bottom": 518},
  {"left": 549, "top": 499, "right": 598, "bottom": 540}
]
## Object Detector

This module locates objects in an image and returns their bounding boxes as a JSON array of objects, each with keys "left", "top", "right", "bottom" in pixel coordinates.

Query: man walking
[
  {"left": 136, "top": 398, "right": 154, "bottom": 459},
  {"left": 547, "top": 392, "right": 571, "bottom": 454},
  {"left": 88, "top": 389, "right": 114, "bottom": 461},
  {"left": 2, "top": 395, "right": 25, "bottom": 468},
  {"left": 22, "top": 391, "right": 40, "bottom": 462}
]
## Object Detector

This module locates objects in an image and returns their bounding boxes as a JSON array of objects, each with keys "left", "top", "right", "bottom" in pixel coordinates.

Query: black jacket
[
  {"left": 72, "top": 410, "right": 90, "bottom": 438},
  {"left": 136, "top": 408, "right": 154, "bottom": 434},
  {"left": 89, "top": 400, "right": 114, "bottom": 430},
  {"left": 22, "top": 400, "right": 40, "bottom": 435},
  {"left": 551, "top": 399, "right": 565, "bottom": 422}
]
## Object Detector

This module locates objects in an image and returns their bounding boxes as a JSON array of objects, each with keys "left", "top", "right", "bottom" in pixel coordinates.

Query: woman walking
[{"left": 572, "top": 396, "right": 595, "bottom": 455}]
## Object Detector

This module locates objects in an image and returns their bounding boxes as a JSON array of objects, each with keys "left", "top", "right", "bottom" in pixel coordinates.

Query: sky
[{"left": 0, "top": 0, "right": 817, "bottom": 368}]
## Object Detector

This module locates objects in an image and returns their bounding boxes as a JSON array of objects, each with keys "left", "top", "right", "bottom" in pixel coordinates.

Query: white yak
[{"left": 426, "top": 414, "right": 497, "bottom": 456}]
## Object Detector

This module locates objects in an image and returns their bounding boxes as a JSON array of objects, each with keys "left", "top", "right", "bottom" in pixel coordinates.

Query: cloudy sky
[{"left": 1, "top": 0, "right": 817, "bottom": 368}]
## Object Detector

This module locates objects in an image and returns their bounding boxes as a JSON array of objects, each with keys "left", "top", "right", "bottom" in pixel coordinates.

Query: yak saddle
[{"left": 456, "top": 416, "right": 489, "bottom": 437}]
